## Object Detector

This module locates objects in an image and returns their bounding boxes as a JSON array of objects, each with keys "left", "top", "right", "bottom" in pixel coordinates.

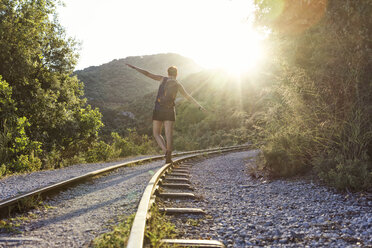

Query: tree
[{"left": 0, "top": 0, "right": 103, "bottom": 172}]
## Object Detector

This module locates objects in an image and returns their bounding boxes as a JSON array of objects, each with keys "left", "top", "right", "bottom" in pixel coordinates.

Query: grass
[
  {"left": 186, "top": 218, "right": 201, "bottom": 227},
  {"left": 92, "top": 205, "right": 178, "bottom": 247},
  {"left": 145, "top": 205, "right": 178, "bottom": 248},
  {"left": 92, "top": 213, "right": 135, "bottom": 248},
  {"left": 2, "top": 193, "right": 52, "bottom": 218},
  {"left": 0, "top": 219, "right": 21, "bottom": 233},
  {"left": 16, "top": 194, "right": 43, "bottom": 212},
  {"left": 0, "top": 210, "right": 43, "bottom": 234}
]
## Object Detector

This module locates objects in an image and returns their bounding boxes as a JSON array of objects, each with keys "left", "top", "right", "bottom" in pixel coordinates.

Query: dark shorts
[{"left": 152, "top": 106, "right": 175, "bottom": 121}]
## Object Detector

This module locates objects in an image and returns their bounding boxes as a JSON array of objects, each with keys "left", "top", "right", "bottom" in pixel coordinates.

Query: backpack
[{"left": 155, "top": 77, "right": 178, "bottom": 108}]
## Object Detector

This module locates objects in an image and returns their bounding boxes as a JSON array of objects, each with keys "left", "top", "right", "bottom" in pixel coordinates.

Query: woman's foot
[{"left": 165, "top": 150, "right": 173, "bottom": 164}]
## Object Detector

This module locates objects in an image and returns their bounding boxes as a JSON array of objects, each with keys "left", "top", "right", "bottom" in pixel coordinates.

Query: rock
[
  {"left": 264, "top": 221, "right": 273, "bottom": 226},
  {"left": 279, "top": 238, "right": 288, "bottom": 244}
]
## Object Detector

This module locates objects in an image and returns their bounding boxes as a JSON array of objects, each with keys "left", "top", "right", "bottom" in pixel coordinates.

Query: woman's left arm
[{"left": 177, "top": 82, "right": 207, "bottom": 112}]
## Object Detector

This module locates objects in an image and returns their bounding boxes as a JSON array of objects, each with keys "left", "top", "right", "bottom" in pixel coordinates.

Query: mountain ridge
[{"left": 75, "top": 53, "right": 203, "bottom": 108}]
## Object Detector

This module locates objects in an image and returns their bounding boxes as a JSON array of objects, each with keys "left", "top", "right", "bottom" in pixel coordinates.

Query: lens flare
[{"left": 257, "top": 0, "right": 327, "bottom": 34}]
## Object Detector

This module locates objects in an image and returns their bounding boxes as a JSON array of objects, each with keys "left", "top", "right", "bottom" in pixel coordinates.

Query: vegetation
[
  {"left": 75, "top": 54, "right": 202, "bottom": 139},
  {"left": 92, "top": 206, "right": 178, "bottom": 247},
  {"left": 254, "top": 0, "right": 371, "bottom": 190},
  {"left": 1, "top": 0, "right": 369, "bottom": 193},
  {"left": 1, "top": 201, "right": 54, "bottom": 233},
  {"left": 0, "top": 0, "right": 157, "bottom": 177},
  {"left": 85, "top": 130, "right": 156, "bottom": 163},
  {"left": 122, "top": 69, "right": 264, "bottom": 151},
  {"left": 92, "top": 214, "right": 135, "bottom": 248},
  {"left": 75, "top": 53, "right": 202, "bottom": 106},
  {"left": 145, "top": 206, "right": 177, "bottom": 247}
]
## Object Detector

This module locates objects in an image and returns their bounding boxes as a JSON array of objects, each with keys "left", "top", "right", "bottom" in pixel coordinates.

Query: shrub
[
  {"left": 314, "top": 152, "right": 371, "bottom": 191},
  {"left": 112, "top": 130, "right": 156, "bottom": 157},
  {"left": 9, "top": 153, "right": 42, "bottom": 173},
  {"left": 85, "top": 141, "right": 119, "bottom": 163},
  {"left": 0, "top": 164, "right": 6, "bottom": 177},
  {"left": 262, "top": 132, "right": 310, "bottom": 177}
]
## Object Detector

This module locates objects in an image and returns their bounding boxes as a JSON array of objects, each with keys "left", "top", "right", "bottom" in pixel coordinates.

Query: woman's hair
[{"left": 167, "top": 66, "right": 178, "bottom": 77}]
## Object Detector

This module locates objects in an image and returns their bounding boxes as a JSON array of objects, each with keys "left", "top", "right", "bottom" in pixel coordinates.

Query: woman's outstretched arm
[
  {"left": 126, "top": 64, "right": 163, "bottom": 81},
  {"left": 177, "top": 82, "right": 207, "bottom": 112}
]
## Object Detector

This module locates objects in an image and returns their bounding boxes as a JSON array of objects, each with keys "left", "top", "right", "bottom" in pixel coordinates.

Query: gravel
[
  {"left": 0, "top": 155, "right": 154, "bottom": 201},
  {"left": 163, "top": 150, "right": 372, "bottom": 247},
  {"left": 0, "top": 158, "right": 164, "bottom": 247}
]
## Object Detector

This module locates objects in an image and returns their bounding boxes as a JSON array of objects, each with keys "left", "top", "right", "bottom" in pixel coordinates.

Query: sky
[{"left": 57, "top": 0, "right": 263, "bottom": 71}]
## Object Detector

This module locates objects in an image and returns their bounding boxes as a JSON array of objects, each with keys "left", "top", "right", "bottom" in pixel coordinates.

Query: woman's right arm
[{"left": 126, "top": 64, "right": 163, "bottom": 81}]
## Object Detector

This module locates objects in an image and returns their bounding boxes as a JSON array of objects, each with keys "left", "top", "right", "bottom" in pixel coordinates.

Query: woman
[{"left": 126, "top": 64, "right": 206, "bottom": 163}]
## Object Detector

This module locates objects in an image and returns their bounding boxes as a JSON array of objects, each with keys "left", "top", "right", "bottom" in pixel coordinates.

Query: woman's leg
[
  {"left": 164, "top": 121, "right": 174, "bottom": 152},
  {"left": 153, "top": 120, "right": 167, "bottom": 153}
]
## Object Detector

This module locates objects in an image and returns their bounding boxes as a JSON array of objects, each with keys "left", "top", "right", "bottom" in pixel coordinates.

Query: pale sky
[{"left": 57, "top": 0, "right": 264, "bottom": 72}]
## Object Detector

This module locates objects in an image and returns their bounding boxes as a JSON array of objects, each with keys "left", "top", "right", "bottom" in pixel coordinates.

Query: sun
[
  {"left": 195, "top": 25, "right": 266, "bottom": 76},
  {"left": 218, "top": 27, "right": 265, "bottom": 76},
  {"left": 175, "top": 0, "right": 267, "bottom": 77}
]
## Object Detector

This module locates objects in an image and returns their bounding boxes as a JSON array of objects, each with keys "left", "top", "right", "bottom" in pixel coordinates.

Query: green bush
[
  {"left": 83, "top": 130, "right": 156, "bottom": 163},
  {"left": 85, "top": 141, "right": 120, "bottom": 163},
  {"left": 314, "top": 152, "right": 371, "bottom": 191},
  {"left": 262, "top": 132, "right": 310, "bottom": 177},
  {"left": 112, "top": 130, "right": 156, "bottom": 157},
  {"left": 1, "top": 77, "right": 43, "bottom": 175},
  {"left": 0, "top": 164, "right": 6, "bottom": 177},
  {"left": 9, "top": 153, "right": 42, "bottom": 173}
]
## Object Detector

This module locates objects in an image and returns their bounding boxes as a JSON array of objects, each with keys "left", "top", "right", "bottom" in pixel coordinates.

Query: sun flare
[
  {"left": 189, "top": 18, "right": 266, "bottom": 76},
  {"left": 214, "top": 27, "right": 265, "bottom": 76}
]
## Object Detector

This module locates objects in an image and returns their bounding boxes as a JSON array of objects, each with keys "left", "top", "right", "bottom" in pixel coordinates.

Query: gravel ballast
[
  {"left": 0, "top": 155, "right": 153, "bottom": 201},
  {"left": 0, "top": 158, "right": 164, "bottom": 247},
  {"left": 164, "top": 150, "right": 372, "bottom": 247}
]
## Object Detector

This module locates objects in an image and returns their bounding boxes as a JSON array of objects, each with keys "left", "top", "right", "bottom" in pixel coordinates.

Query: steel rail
[
  {"left": 127, "top": 145, "right": 249, "bottom": 248},
  {"left": 0, "top": 145, "right": 248, "bottom": 218}
]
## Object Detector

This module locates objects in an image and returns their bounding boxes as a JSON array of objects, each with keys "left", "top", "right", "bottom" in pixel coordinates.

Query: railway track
[
  {"left": 2, "top": 145, "right": 369, "bottom": 247},
  {"left": 0, "top": 145, "right": 248, "bottom": 219},
  {"left": 127, "top": 145, "right": 250, "bottom": 248}
]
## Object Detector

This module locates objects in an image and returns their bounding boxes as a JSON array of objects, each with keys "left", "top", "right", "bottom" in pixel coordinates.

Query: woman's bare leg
[
  {"left": 164, "top": 121, "right": 174, "bottom": 152},
  {"left": 153, "top": 120, "right": 167, "bottom": 153}
]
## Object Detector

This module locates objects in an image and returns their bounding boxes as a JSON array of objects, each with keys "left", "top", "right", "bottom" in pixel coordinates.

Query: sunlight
[
  {"left": 181, "top": 2, "right": 267, "bottom": 76},
  {"left": 209, "top": 26, "right": 265, "bottom": 76},
  {"left": 58, "top": 0, "right": 266, "bottom": 71}
]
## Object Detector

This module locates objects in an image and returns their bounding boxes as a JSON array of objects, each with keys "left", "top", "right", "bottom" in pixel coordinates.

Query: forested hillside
[
  {"left": 75, "top": 53, "right": 202, "bottom": 107},
  {"left": 74, "top": 54, "right": 202, "bottom": 139},
  {"left": 124, "top": 69, "right": 268, "bottom": 150}
]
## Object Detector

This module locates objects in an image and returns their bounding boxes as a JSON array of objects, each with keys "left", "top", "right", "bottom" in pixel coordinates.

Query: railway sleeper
[
  {"left": 163, "top": 177, "right": 190, "bottom": 183},
  {"left": 159, "top": 207, "right": 205, "bottom": 215},
  {"left": 157, "top": 192, "right": 195, "bottom": 199},
  {"left": 160, "top": 183, "right": 193, "bottom": 190},
  {"left": 170, "top": 169, "right": 189, "bottom": 174},
  {"left": 167, "top": 173, "right": 190, "bottom": 177},
  {"left": 161, "top": 239, "right": 225, "bottom": 248},
  {"left": 176, "top": 163, "right": 193, "bottom": 167}
]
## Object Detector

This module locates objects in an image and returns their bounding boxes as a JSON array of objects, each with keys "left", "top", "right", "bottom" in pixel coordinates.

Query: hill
[
  {"left": 75, "top": 53, "right": 202, "bottom": 109},
  {"left": 75, "top": 53, "right": 264, "bottom": 148},
  {"left": 124, "top": 69, "right": 266, "bottom": 149}
]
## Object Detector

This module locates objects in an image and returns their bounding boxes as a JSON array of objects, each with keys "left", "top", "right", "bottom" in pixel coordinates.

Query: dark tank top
[{"left": 155, "top": 77, "right": 178, "bottom": 109}]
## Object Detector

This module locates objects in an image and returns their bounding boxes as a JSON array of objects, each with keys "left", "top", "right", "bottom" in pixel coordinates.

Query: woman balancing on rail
[{"left": 126, "top": 64, "right": 207, "bottom": 164}]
